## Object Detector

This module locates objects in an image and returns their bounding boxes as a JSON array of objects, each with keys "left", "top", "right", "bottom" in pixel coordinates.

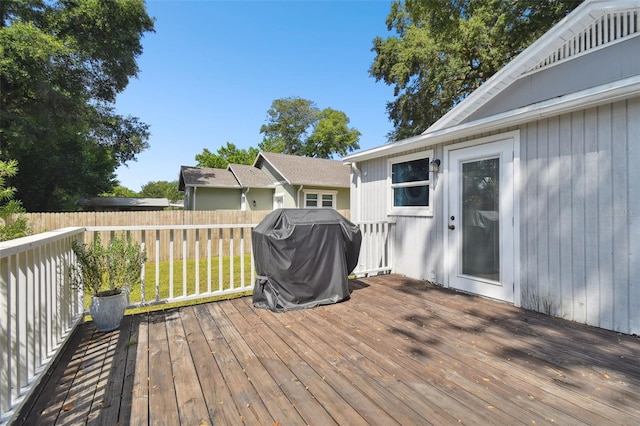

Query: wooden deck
[{"left": 16, "top": 275, "right": 640, "bottom": 425}]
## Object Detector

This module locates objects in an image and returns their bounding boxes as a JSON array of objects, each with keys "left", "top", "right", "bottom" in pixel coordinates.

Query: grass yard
[{"left": 83, "top": 253, "right": 254, "bottom": 316}]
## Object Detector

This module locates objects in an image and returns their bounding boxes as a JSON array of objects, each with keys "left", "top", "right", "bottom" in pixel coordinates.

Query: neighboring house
[
  {"left": 343, "top": 0, "right": 640, "bottom": 335},
  {"left": 78, "top": 197, "right": 171, "bottom": 211},
  {"left": 179, "top": 166, "right": 242, "bottom": 211},
  {"left": 178, "top": 152, "right": 350, "bottom": 211},
  {"left": 253, "top": 152, "right": 350, "bottom": 210}
]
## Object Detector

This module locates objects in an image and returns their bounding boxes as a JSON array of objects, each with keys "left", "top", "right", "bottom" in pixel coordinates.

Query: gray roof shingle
[
  {"left": 255, "top": 152, "right": 350, "bottom": 188},
  {"left": 227, "top": 164, "right": 274, "bottom": 188},
  {"left": 179, "top": 166, "right": 241, "bottom": 190}
]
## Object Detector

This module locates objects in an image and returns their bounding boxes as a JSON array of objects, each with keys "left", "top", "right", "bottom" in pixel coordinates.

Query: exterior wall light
[{"left": 429, "top": 159, "right": 441, "bottom": 173}]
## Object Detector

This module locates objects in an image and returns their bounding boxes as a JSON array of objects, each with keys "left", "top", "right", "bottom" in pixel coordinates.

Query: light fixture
[
  {"left": 429, "top": 159, "right": 441, "bottom": 173},
  {"left": 252, "top": 200, "right": 256, "bottom": 207}
]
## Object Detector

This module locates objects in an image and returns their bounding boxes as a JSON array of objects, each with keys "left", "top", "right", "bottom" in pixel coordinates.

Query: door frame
[{"left": 442, "top": 131, "right": 521, "bottom": 306}]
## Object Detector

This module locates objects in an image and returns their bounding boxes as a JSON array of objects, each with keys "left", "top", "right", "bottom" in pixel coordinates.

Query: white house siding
[
  {"left": 353, "top": 147, "right": 445, "bottom": 281},
  {"left": 351, "top": 156, "right": 387, "bottom": 221},
  {"left": 392, "top": 215, "right": 443, "bottom": 283},
  {"left": 352, "top": 102, "right": 639, "bottom": 335},
  {"left": 519, "top": 98, "right": 640, "bottom": 335}
]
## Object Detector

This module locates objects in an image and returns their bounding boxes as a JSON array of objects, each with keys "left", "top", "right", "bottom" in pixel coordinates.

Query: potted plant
[{"left": 70, "top": 232, "right": 146, "bottom": 332}]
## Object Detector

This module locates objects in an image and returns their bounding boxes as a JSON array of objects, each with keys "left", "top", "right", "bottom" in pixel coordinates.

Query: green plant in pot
[{"left": 70, "top": 232, "right": 146, "bottom": 332}]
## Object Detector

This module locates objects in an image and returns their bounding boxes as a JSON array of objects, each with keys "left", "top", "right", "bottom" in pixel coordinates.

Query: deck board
[{"left": 15, "top": 275, "right": 640, "bottom": 425}]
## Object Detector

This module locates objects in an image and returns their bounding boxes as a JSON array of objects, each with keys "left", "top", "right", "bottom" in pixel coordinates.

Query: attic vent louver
[{"left": 532, "top": 8, "right": 638, "bottom": 71}]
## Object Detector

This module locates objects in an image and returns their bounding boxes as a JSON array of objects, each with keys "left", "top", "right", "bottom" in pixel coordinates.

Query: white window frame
[
  {"left": 388, "top": 150, "right": 434, "bottom": 217},
  {"left": 303, "top": 190, "right": 337, "bottom": 209}
]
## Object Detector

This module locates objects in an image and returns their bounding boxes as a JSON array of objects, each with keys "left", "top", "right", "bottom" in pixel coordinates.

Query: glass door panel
[{"left": 461, "top": 158, "right": 500, "bottom": 281}]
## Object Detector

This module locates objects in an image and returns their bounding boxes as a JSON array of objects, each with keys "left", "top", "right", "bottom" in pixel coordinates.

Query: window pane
[
  {"left": 305, "top": 193, "right": 317, "bottom": 207},
  {"left": 393, "top": 185, "right": 429, "bottom": 206},
  {"left": 462, "top": 158, "right": 499, "bottom": 281},
  {"left": 392, "top": 158, "right": 429, "bottom": 184}
]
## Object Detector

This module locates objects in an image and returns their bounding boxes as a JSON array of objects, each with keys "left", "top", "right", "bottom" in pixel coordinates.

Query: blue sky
[{"left": 115, "top": 0, "right": 396, "bottom": 191}]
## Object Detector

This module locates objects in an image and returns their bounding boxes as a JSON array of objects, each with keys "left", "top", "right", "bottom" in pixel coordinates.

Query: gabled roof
[
  {"left": 428, "top": 0, "right": 640, "bottom": 133},
  {"left": 254, "top": 152, "right": 350, "bottom": 188},
  {"left": 178, "top": 166, "right": 241, "bottom": 191},
  {"left": 227, "top": 163, "right": 274, "bottom": 188},
  {"left": 344, "top": 0, "right": 640, "bottom": 163}
]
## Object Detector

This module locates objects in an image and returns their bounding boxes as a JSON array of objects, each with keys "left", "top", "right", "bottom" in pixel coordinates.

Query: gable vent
[{"left": 532, "top": 8, "right": 639, "bottom": 71}]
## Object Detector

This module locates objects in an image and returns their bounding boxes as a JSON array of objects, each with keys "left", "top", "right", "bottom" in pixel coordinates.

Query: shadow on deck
[{"left": 15, "top": 274, "right": 640, "bottom": 425}]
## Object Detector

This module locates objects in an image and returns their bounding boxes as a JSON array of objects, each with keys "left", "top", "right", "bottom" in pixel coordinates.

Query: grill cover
[{"left": 252, "top": 209, "right": 361, "bottom": 312}]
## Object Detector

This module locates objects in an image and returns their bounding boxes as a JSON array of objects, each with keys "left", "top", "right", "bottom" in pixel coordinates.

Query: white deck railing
[
  {"left": 352, "top": 220, "right": 394, "bottom": 277},
  {"left": 0, "top": 227, "right": 85, "bottom": 425},
  {"left": 0, "top": 221, "right": 392, "bottom": 423}
]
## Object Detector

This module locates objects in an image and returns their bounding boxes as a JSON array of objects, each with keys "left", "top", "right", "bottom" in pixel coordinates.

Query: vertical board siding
[
  {"left": 536, "top": 120, "right": 550, "bottom": 314},
  {"left": 597, "top": 104, "right": 614, "bottom": 330},
  {"left": 521, "top": 100, "right": 638, "bottom": 335},
  {"left": 571, "top": 111, "right": 586, "bottom": 325},
  {"left": 546, "top": 116, "right": 562, "bottom": 317},
  {"left": 628, "top": 97, "right": 640, "bottom": 333},
  {"left": 523, "top": 122, "right": 540, "bottom": 310},
  {"left": 611, "top": 101, "right": 630, "bottom": 333},
  {"left": 357, "top": 157, "right": 389, "bottom": 222},
  {"left": 558, "top": 114, "right": 574, "bottom": 319},
  {"left": 584, "top": 107, "right": 600, "bottom": 327}
]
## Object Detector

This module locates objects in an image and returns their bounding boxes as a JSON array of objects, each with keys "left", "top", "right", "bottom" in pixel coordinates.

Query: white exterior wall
[
  {"left": 520, "top": 99, "right": 639, "bottom": 335},
  {"left": 353, "top": 147, "right": 445, "bottom": 282},
  {"left": 350, "top": 98, "right": 639, "bottom": 335}
]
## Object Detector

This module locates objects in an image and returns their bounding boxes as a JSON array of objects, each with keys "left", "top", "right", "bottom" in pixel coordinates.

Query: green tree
[
  {"left": 139, "top": 180, "right": 182, "bottom": 203},
  {"left": 259, "top": 97, "right": 360, "bottom": 158},
  {"left": 0, "top": 0, "right": 154, "bottom": 211},
  {"left": 370, "top": 0, "right": 581, "bottom": 141},
  {"left": 101, "top": 185, "right": 139, "bottom": 198},
  {"left": 0, "top": 159, "right": 30, "bottom": 241},
  {"left": 195, "top": 143, "right": 260, "bottom": 169},
  {"left": 305, "top": 108, "right": 361, "bottom": 158}
]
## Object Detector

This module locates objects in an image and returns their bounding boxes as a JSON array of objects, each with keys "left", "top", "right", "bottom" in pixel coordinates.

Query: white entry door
[{"left": 445, "top": 138, "right": 515, "bottom": 303}]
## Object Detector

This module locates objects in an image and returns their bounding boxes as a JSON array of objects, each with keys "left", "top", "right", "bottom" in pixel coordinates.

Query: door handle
[{"left": 448, "top": 224, "right": 455, "bottom": 230}]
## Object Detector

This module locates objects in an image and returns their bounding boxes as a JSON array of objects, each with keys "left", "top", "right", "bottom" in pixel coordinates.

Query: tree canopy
[
  {"left": 139, "top": 180, "right": 182, "bottom": 203},
  {"left": 370, "top": 0, "right": 581, "bottom": 141},
  {"left": 259, "top": 97, "right": 360, "bottom": 159},
  {"left": 196, "top": 97, "right": 361, "bottom": 169},
  {"left": 0, "top": 0, "right": 154, "bottom": 211},
  {"left": 195, "top": 143, "right": 259, "bottom": 169}
]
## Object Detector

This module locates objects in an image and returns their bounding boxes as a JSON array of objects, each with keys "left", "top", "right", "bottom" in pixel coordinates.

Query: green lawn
[{"left": 83, "top": 253, "right": 254, "bottom": 316}]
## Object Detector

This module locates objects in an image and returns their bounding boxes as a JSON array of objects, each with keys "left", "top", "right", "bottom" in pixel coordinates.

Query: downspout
[
  {"left": 244, "top": 187, "right": 251, "bottom": 210},
  {"left": 350, "top": 162, "right": 361, "bottom": 221},
  {"left": 297, "top": 185, "right": 304, "bottom": 208},
  {"left": 193, "top": 186, "right": 197, "bottom": 210}
]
